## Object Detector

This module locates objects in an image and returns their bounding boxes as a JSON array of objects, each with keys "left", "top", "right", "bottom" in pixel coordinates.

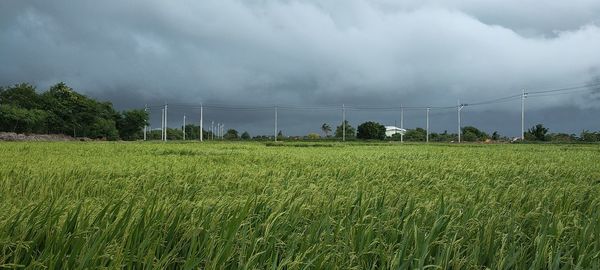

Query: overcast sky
[{"left": 2, "top": 0, "right": 600, "bottom": 136}]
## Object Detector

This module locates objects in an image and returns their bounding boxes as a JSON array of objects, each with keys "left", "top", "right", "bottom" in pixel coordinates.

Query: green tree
[
  {"left": 224, "top": 129, "right": 239, "bottom": 140},
  {"left": 277, "top": 130, "right": 284, "bottom": 140},
  {"left": 492, "top": 131, "right": 500, "bottom": 141},
  {"left": 241, "top": 131, "right": 251, "bottom": 140},
  {"left": 356, "top": 121, "right": 385, "bottom": 140},
  {"left": 0, "top": 83, "right": 43, "bottom": 109},
  {"left": 335, "top": 120, "right": 356, "bottom": 138},
  {"left": 307, "top": 133, "right": 320, "bottom": 140},
  {"left": 404, "top": 128, "right": 426, "bottom": 141},
  {"left": 525, "top": 124, "right": 549, "bottom": 141},
  {"left": 461, "top": 126, "right": 489, "bottom": 142},
  {"left": 321, "top": 123, "right": 331, "bottom": 137},
  {"left": 580, "top": 130, "right": 600, "bottom": 142},
  {"left": 116, "top": 109, "right": 149, "bottom": 140}
]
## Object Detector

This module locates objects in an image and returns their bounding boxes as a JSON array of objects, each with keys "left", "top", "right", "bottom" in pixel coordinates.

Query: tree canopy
[
  {"left": 356, "top": 121, "right": 385, "bottom": 140},
  {"left": 0, "top": 82, "right": 147, "bottom": 140}
]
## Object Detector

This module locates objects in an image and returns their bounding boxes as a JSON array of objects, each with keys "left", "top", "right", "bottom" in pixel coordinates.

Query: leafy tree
[
  {"left": 548, "top": 133, "right": 577, "bottom": 142},
  {"left": 117, "top": 109, "right": 148, "bottom": 140},
  {"left": 525, "top": 124, "right": 548, "bottom": 141},
  {"left": 224, "top": 129, "right": 239, "bottom": 140},
  {"left": 356, "top": 121, "right": 385, "bottom": 140},
  {"left": 404, "top": 128, "right": 426, "bottom": 141},
  {"left": 461, "top": 126, "right": 489, "bottom": 142},
  {"left": 277, "top": 130, "right": 284, "bottom": 140},
  {"left": 321, "top": 123, "right": 331, "bottom": 137},
  {"left": 166, "top": 128, "right": 183, "bottom": 140},
  {"left": 307, "top": 133, "right": 320, "bottom": 140},
  {"left": 335, "top": 120, "right": 356, "bottom": 138},
  {"left": 241, "top": 131, "right": 251, "bottom": 140},
  {"left": 580, "top": 130, "right": 600, "bottom": 142},
  {"left": 0, "top": 105, "right": 49, "bottom": 133},
  {"left": 0, "top": 83, "right": 43, "bottom": 109},
  {"left": 492, "top": 131, "right": 500, "bottom": 141}
]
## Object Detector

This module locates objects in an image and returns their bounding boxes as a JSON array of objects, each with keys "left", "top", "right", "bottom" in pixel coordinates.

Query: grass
[{"left": 1, "top": 141, "right": 600, "bottom": 269}]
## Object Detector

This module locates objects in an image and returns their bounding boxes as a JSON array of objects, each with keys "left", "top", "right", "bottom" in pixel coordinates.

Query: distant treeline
[
  {"left": 2, "top": 82, "right": 599, "bottom": 142},
  {"left": 0, "top": 83, "right": 147, "bottom": 140}
]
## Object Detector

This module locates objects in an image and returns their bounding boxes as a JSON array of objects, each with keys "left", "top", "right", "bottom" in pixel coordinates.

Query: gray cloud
[{"left": 1, "top": 0, "right": 600, "bottom": 136}]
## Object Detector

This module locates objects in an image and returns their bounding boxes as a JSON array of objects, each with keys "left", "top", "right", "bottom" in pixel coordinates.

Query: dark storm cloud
[{"left": 1, "top": 0, "right": 600, "bottom": 136}]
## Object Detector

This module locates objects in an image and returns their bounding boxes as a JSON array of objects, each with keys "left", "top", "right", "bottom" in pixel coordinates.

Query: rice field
[{"left": 1, "top": 141, "right": 600, "bottom": 269}]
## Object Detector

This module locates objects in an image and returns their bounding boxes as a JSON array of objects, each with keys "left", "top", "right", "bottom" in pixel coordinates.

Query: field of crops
[{"left": 1, "top": 142, "right": 600, "bottom": 269}]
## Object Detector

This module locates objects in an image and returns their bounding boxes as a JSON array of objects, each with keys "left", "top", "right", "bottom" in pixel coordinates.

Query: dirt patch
[{"left": 0, "top": 132, "right": 86, "bottom": 141}]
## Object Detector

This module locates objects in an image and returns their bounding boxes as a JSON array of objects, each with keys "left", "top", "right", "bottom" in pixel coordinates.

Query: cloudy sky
[{"left": 2, "top": 0, "right": 600, "bottom": 136}]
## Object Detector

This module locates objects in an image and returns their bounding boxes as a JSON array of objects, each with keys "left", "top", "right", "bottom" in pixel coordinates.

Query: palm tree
[{"left": 321, "top": 123, "right": 332, "bottom": 137}]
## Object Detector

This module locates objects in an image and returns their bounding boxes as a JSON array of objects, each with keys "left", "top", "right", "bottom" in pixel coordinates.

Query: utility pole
[
  {"left": 521, "top": 89, "right": 525, "bottom": 141},
  {"left": 342, "top": 104, "right": 346, "bottom": 141},
  {"left": 426, "top": 107, "right": 430, "bottom": 143},
  {"left": 400, "top": 104, "right": 404, "bottom": 143},
  {"left": 211, "top": 121, "right": 214, "bottom": 140},
  {"left": 183, "top": 114, "right": 186, "bottom": 140},
  {"left": 161, "top": 108, "right": 165, "bottom": 141},
  {"left": 200, "top": 104, "right": 203, "bottom": 142},
  {"left": 164, "top": 104, "right": 168, "bottom": 142},
  {"left": 457, "top": 100, "right": 464, "bottom": 143},
  {"left": 274, "top": 106, "right": 278, "bottom": 142},
  {"left": 143, "top": 104, "right": 147, "bottom": 141}
]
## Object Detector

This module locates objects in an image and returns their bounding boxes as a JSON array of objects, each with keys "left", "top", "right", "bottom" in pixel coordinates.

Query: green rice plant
[{"left": 0, "top": 142, "right": 599, "bottom": 268}]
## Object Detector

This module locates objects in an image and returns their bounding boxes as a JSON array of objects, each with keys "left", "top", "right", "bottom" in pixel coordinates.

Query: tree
[
  {"left": 525, "top": 124, "right": 548, "bottom": 141},
  {"left": 277, "top": 130, "right": 284, "bottom": 140},
  {"left": 335, "top": 120, "right": 356, "bottom": 138},
  {"left": 492, "top": 131, "right": 500, "bottom": 141},
  {"left": 307, "top": 133, "right": 320, "bottom": 140},
  {"left": 241, "top": 131, "right": 251, "bottom": 140},
  {"left": 404, "top": 128, "right": 426, "bottom": 141},
  {"left": 580, "top": 130, "right": 600, "bottom": 142},
  {"left": 116, "top": 109, "right": 148, "bottom": 140},
  {"left": 0, "top": 83, "right": 43, "bottom": 109},
  {"left": 356, "top": 121, "right": 385, "bottom": 140},
  {"left": 321, "top": 123, "right": 332, "bottom": 137},
  {"left": 224, "top": 129, "right": 239, "bottom": 140},
  {"left": 461, "top": 126, "right": 489, "bottom": 142}
]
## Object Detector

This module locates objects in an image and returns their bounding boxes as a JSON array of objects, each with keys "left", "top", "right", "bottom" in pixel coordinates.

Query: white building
[{"left": 385, "top": 126, "right": 406, "bottom": 137}]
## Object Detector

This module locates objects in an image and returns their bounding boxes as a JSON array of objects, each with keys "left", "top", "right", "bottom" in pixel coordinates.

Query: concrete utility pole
[
  {"left": 400, "top": 104, "right": 404, "bottom": 143},
  {"left": 200, "top": 104, "right": 203, "bottom": 142},
  {"left": 143, "top": 104, "right": 148, "bottom": 141},
  {"left": 521, "top": 89, "right": 527, "bottom": 140},
  {"left": 342, "top": 104, "right": 346, "bottom": 141},
  {"left": 426, "top": 107, "right": 430, "bottom": 143},
  {"left": 274, "top": 106, "right": 278, "bottom": 142},
  {"left": 161, "top": 108, "right": 165, "bottom": 141},
  {"left": 457, "top": 100, "right": 464, "bottom": 143},
  {"left": 164, "top": 104, "right": 168, "bottom": 142},
  {"left": 183, "top": 115, "right": 186, "bottom": 140}
]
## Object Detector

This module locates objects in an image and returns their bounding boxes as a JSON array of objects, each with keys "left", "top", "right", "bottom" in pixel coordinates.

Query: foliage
[
  {"left": 307, "top": 133, "right": 320, "bottom": 139},
  {"left": 0, "top": 82, "right": 147, "bottom": 140},
  {"left": 224, "top": 129, "right": 239, "bottom": 140},
  {"left": 321, "top": 123, "right": 331, "bottom": 137},
  {"left": 403, "top": 128, "right": 427, "bottom": 141},
  {"left": 356, "top": 121, "right": 385, "bottom": 140},
  {"left": 461, "top": 126, "right": 489, "bottom": 142},
  {"left": 580, "top": 130, "right": 600, "bottom": 142},
  {"left": 1, "top": 142, "right": 600, "bottom": 268},
  {"left": 241, "top": 131, "right": 251, "bottom": 140},
  {"left": 525, "top": 124, "right": 549, "bottom": 141},
  {"left": 335, "top": 120, "right": 356, "bottom": 138},
  {"left": 117, "top": 109, "right": 148, "bottom": 140}
]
